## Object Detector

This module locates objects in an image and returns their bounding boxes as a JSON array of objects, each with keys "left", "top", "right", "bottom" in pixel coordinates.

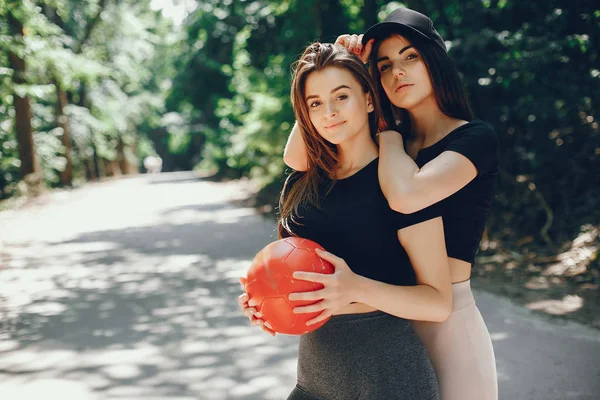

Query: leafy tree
[{"left": 1, "top": 0, "right": 598, "bottom": 258}]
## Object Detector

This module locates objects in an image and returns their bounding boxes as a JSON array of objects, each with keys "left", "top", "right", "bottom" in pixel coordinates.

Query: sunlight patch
[
  {"left": 215, "top": 258, "right": 252, "bottom": 279},
  {"left": 526, "top": 295, "right": 583, "bottom": 315},
  {"left": 490, "top": 332, "right": 510, "bottom": 341},
  {"left": 0, "top": 340, "right": 19, "bottom": 352},
  {"left": 83, "top": 347, "right": 161, "bottom": 367},
  {"left": 0, "top": 379, "right": 95, "bottom": 399},
  {"left": 156, "top": 254, "right": 208, "bottom": 273},
  {"left": 45, "top": 242, "right": 120, "bottom": 255},
  {"left": 102, "top": 364, "right": 143, "bottom": 380},
  {"left": 25, "top": 302, "right": 67, "bottom": 316}
]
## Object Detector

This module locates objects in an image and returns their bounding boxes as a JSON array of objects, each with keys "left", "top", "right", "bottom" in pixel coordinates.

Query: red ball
[{"left": 245, "top": 237, "right": 335, "bottom": 335}]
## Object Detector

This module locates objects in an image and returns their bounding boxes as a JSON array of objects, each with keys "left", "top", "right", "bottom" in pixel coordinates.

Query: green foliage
[
  {"left": 0, "top": 0, "right": 176, "bottom": 197},
  {"left": 411, "top": 0, "right": 600, "bottom": 244},
  {"left": 211, "top": 27, "right": 293, "bottom": 178},
  {"left": 184, "top": 0, "right": 598, "bottom": 246},
  {"left": 34, "top": 127, "right": 65, "bottom": 185},
  {"left": 1, "top": 0, "right": 598, "bottom": 249},
  {"left": 0, "top": 45, "right": 19, "bottom": 196}
]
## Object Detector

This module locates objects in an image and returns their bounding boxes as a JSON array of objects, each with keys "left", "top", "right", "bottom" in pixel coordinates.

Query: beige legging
[{"left": 412, "top": 280, "right": 498, "bottom": 400}]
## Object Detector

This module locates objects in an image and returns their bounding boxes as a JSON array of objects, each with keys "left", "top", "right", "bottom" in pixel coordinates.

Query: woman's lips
[
  {"left": 325, "top": 121, "right": 346, "bottom": 129},
  {"left": 395, "top": 83, "right": 413, "bottom": 92}
]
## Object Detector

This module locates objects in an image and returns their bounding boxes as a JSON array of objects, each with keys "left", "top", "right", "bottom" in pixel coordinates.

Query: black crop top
[
  {"left": 280, "top": 158, "right": 441, "bottom": 287},
  {"left": 413, "top": 120, "right": 499, "bottom": 265}
]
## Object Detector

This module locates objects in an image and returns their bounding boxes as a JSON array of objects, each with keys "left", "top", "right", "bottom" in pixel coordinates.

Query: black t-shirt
[
  {"left": 413, "top": 120, "right": 499, "bottom": 264},
  {"left": 280, "top": 158, "right": 441, "bottom": 287}
]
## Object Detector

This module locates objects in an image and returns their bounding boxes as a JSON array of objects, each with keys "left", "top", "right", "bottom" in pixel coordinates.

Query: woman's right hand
[
  {"left": 238, "top": 277, "right": 276, "bottom": 336},
  {"left": 335, "top": 34, "right": 375, "bottom": 64}
]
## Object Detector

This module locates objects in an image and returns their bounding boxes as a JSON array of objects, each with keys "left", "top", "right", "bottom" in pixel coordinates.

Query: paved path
[{"left": 0, "top": 172, "right": 598, "bottom": 400}]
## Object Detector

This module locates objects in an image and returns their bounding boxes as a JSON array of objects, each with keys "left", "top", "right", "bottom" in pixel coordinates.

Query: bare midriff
[{"left": 449, "top": 257, "right": 472, "bottom": 283}]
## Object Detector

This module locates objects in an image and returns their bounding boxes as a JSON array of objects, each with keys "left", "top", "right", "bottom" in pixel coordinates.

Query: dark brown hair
[
  {"left": 368, "top": 32, "right": 474, "bottom": 136},
  {"left": 278, "top": 42, "right": 385, "bottom": 238}
]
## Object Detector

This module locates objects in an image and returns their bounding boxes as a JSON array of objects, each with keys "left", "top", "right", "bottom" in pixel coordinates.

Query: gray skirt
[{"left": 287, "top": 311, "right": 439, "bottom": 400}]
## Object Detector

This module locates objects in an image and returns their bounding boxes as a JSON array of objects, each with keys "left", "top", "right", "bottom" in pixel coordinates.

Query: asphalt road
[{"left": 0, "top": 172, "right": 598, "bottom": 400}]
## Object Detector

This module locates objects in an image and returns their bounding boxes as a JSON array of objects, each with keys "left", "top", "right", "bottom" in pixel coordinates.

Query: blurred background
[
  {"left": 2, "top": 0, "right": 599, "bottom": 309},
  {"left": 0, "top": 1, "right": 599, "bottom": 398},
  {"left": 2, "top": 0, "right": 599, "bottom": 232},
  {"left": 1, "top": 0, "right": 599, "bottom": 233}
]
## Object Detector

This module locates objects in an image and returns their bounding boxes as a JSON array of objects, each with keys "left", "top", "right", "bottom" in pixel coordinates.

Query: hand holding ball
[{"left": 245, "top": 237, "right": 334, "bottom": 335}]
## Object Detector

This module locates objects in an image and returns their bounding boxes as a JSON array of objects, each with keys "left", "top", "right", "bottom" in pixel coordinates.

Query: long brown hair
[
  {"left": 368, "top": 32, "right": 474, "bottom": 137},
  {"left": 278, "top": 42, "right": 385, "bottom": 238}
]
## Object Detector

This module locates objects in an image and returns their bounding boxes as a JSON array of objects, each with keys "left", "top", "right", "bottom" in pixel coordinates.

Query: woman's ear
[{"left": 367, "top": 94, "right": 375, "bottom": 113}]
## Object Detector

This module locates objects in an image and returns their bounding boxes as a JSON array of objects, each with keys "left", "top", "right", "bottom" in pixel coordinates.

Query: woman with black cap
[{"left": 282, "top": 7, "right": 499, "bottom": 400}]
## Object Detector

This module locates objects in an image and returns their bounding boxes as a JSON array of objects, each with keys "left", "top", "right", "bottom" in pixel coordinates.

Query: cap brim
[{"left": 362, "top": 22, "right": 432, "bottom": 46}]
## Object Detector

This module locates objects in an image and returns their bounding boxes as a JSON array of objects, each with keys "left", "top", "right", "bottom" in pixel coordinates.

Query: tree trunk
[
  {"left": 8, "top": 9, "right": 40, "bottom": 186},
  {"left": 53, "top": 75, "right": 73, "bottom": 185},
  {"left": 44, "top": 0, "right": 109, "bottom": 186},
  {"left": 85, "top": 159, "right": 95, "bottom": 181},
  {"left": 127, "top": 136, "right": 139, "bottom": 174},
  {"left": 78, "top": 82, "right": 87, "bottom": 107},
  {"left": 116, "top": 137, "right": 128, "bottom": 175},
  {"left": 92, "top": 139, "right": 103, "bottom": 179},
  {"left": 78, "top": 82, "right": 103, "bottom": 181},
  {"left": 104, "top": 159, "right": 120, "bottom": 177}
]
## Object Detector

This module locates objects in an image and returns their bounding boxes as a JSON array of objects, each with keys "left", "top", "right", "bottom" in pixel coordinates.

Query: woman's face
[
  {"left": 304, "top": 66, "right": 373, "bottom": 145},
  {"left": 376, "top": 34, "right": 433, "bottom": 110}
]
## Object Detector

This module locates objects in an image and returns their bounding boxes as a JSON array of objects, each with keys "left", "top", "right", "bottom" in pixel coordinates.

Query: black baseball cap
[{"left": 362, "top": 8, "right": 447, "bottom": 52}]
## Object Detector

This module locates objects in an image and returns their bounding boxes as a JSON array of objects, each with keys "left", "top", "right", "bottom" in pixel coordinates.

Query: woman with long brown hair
[
  {"left": 239, "top": 41, "right": 452, "bottom": 399},
  {"left": 281, "top": 7, "right": 499, "bottom": 400}
]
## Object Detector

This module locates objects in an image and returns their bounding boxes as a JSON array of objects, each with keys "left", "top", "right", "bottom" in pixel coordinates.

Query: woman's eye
[
  {"left": 406, "top": 53, "right": 418, "bottom": 61},
  {"left": 380, "top": 64, "right": 390, "bottom": 72},
  {"left": 309, "top": 101, "right": 321, "bottom": 108},
  {"left": 336, "top": 94, "right": 348, "bottom": 101}
]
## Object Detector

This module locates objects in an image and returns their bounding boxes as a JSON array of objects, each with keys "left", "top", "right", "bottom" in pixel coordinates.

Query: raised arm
[
  {"left": 283, "top": 121, "right": 309, "bottom": 171},
  {"left": 377, "top": 125, "right": 498, "bottom": 213},
  {"left": 378, "top": 131, "right": 475, "bottom": 213},
  {"left": 352, "top": 216, "right": 452, "bottom": 322}
]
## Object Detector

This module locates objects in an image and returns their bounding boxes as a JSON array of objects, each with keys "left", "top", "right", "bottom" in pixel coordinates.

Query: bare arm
[
  {"left": 378, "top": 131, "right": 477, "bottom": 214},
  {"left": 283, "top": 121, "right": 309, "bottom": 171},
  {"left": 353, "top": 217, "right": 452, "bottom": 322},
  {"left": 291, "top": 216, "right": 451, "bottom": 324}
]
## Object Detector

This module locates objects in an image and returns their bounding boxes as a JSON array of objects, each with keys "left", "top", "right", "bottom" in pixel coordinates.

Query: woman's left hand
[{"left": 288, "top": 248, "right": 360, "bottom": 326}]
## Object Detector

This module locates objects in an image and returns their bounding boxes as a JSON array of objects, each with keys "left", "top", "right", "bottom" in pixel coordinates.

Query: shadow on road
[
  {"left": 1, "top": 174, "right": 599, "bottom": 400},
  {"left": 0, "top": 200, "right": 299, "bottom": 399}
]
